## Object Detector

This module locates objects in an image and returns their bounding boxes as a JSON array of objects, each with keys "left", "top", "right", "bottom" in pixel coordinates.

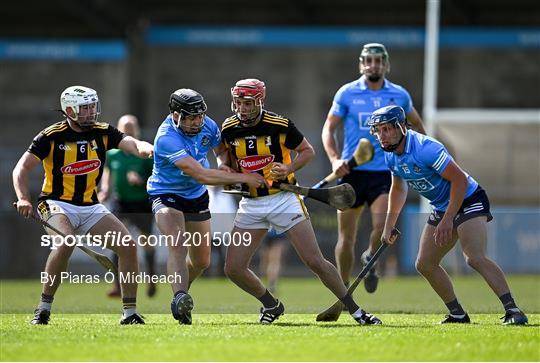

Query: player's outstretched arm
[
  {"left": 382, "top": 175, "right": 408, "bottom": 244},
  {"left": 118, "top": 136, "right": 154, "bottom": 159},
  {"left": 12, "top": 152, "right": 41, "bottom": 217},
  {"left": 174, "top": 156, "right": 265, "bottom": 189}
]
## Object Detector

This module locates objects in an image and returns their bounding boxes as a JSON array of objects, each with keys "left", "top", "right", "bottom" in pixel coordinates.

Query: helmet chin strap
[
  {"left": 381, "top": 124, "right": 406, "bottom": 152},
  {"left": 381, "top": 133, "right": 404, "bottom": 152},
  {"left": 239, "top": 110, "right": 262, "bottom": 127}
]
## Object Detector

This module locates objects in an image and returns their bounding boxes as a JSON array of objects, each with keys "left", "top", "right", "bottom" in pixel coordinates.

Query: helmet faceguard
[
  {"left": 359, "top": 43, "right": 390, "bottom": 82},
  {"left": 368, "top": 105, "right": 407, "bottom": 152},
  {"left": 231, "top": 78, "right": 266, "bottom": 126},
  {"left": 169, "top": 88, "right": 207, "bottom": 136},
  {"left": 60, "top": 86, "right": 101, "bottom": 129}
]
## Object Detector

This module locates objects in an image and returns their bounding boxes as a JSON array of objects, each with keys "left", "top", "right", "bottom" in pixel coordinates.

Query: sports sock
[
  {"left": 38, "top": 293, "right": 54, "bottom": 311},
  {"left": 174, "top": 290, "right": 187, "bottom": 298},
  {"left": 340, "top": 293, "right": 360, "bottom": 314},
  {"left": 257, "top": 289, "right": 278, "bottom": 308},
  {"left": 122, "top": 297, "right": 137, "bottom": 317},
  {"left": 445, "top": 298, "right": 466, "bottom": 316},
  {"left": 499, "top": 292, "right": 518, "bottom": 311}
]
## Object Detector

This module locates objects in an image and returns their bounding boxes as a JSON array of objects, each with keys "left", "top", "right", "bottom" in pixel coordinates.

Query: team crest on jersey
[
  {"left": 238, "top": 155, "right": 275, "bottom": 172},
  {"left": 230, "top": 140, "right": 240, "bottom": 147},
  {"left": 265, "top": 136, "right": 272, "bottom": 146},
  {"left": 61, "top": 159, "right": 101, "bottom": 175},
  {"left": 413, "top": 164, "right": 421, "bottom": 173},
  {"left": 400, "top": 164, "right": 410, "bottom": 174},
  {"left": 90, "top": 139, "right": 98, "bottom": 150},
  {"left": 201, "top": 136, "right": 210, "bottom": 146}
]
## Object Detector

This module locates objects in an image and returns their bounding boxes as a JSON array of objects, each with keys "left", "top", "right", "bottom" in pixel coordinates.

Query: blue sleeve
[
  {"left": 329, "top": 85, "right": 349, "bottom": 118},
  {"left": 207, "top": 117, "right": 222, "bottom": 148},
  {"left": 419, "top": 138, "right": 453, "bottom": 174},
  {"left": 385, "top": 153, "right": 396, "bottom": 175},
  {"left": 156, "top": 133, "right": 190, "bottom": 164}
]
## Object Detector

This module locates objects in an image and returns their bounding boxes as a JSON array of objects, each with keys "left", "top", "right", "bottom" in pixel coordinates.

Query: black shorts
[
  {"left": 427, "top": 186, "right": 493, "bottom": 227},
  {"left": 113, "top": 199, "right": 153, "bottom": 234},
  {"left": 339, "top": 170, "right": 391, "bottom": 208},
  {"left": 149, "top": 191, "right": 211, "bottom": 222}
]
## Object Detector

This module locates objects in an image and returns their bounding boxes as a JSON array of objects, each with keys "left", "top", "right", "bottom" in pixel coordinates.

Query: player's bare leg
[
  {"left": 88, "top": 214, "right": 143, "bottom": 324},
  {"left": 458, "top": 217, "right": 527, "bottom": 325},
  {"left": 287, "top": 219, "right": 381, "bottom": 324},
  {"left": 224, "top": 227, "right": 267, "bottom": 296},
  {"left": 155, "top": 208, "right": 189, "bottom": 292},
  {"left": 288, "top": 220, "right": 351, "bottom": 297},
  {"left": 155, "top": 207, "right": 193, "bottom": 324},
  {"left": 458, "top": 217, "right": 509, "bottom": 295},
  {"left": 416, "top": 223, "right": 458, "bottom": 302},
  {"left": 31, "top": 214, "right": 76, "bottom": 324},
  {"left": 363, "top": 193, "right": 388, "bottom": 293},
  {"left": 335, "top": 206, "right": 363, "bottom": 284},
  {"left": 185, "top": 219, "right": 212, "bottom": 286},
  {"left": 225, "top": 227, "right": 288, "bottom": 323},
  {"left": 41, "top": 215, "right": 77, "bottom": 297},
  {"left": 265, "top": 242, "right": 285, "bottom": 293},
  {"left": 415, "top": 223, "right": 469, "bottom": 323}
]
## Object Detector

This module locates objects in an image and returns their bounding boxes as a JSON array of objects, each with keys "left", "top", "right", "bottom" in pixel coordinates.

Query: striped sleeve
[
  {"left": 420, "top": 139, "right": 453, "bottom": 174},
  {"left": 27, "top": 132, "right": 50, "bottom": 160},
  {"left": 156, "top": 134, "right": 190, "bottom": 164}
]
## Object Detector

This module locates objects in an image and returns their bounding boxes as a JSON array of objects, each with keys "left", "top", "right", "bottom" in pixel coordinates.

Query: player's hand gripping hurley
[
  {"left": 313, "top": 138, "right": 374, "bottom": 189},
  {"left": 316, "top": 228, "right": 401, "bottom": 322}
]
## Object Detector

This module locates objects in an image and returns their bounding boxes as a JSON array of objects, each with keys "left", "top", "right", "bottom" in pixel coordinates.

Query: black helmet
[
  {"left": 169, "top": 89, "right": 207, "bottom": 118},
  {"left": 168, "top": 89, "right": 207, "bottom": 135}
]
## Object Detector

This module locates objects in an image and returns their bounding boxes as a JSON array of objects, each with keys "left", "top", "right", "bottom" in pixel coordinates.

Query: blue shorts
[
  {"left": 149, "top": 191, "right": 211, "bottom": 222},
  {"left": 428, "top": 186, "right": 493, "bottom": 227}
]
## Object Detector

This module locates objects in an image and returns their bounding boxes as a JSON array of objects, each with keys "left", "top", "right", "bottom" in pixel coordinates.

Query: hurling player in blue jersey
[
  {"left": 322, "top": 43, "right": 426, "bottom": 294},
  {"left": 370, "top": 105, "right": 528, "bottom": 325},
  {"left": 147, "top": 89, "right": 265, "bottom": 325}
]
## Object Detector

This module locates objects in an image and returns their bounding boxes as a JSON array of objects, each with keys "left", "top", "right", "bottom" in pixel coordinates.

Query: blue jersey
[
  {"left": 330, "top": 76, "right": 413, "bottom": 171},
  {"left": 147, "top": 115, "right": 221, "bottom": 199},
  {"left": 384, "top": 131, "right": 478, "bottom": 212}
]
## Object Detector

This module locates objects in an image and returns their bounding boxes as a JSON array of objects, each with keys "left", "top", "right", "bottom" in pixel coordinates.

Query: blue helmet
[{"left": 368, "top": 105, "right": 407, "bottom": 152}]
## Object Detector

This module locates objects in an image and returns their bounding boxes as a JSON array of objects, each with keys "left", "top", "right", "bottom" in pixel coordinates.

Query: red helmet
[{"left": 231, "top": 78, "right": 266, "bottom": 125}]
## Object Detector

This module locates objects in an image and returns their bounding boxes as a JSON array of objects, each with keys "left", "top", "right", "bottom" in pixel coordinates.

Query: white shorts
[
  {"left": 37, "top": 199, "right": 110, "bottom": 235},
  {"left": 234, "top": 191, "right": 309, "bottom": 234}
]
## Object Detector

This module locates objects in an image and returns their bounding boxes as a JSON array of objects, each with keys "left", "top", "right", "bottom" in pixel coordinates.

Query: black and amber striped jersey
[
  {"left": 27, "top": 120, "right": 125, "bottom": 206},
  {"left": 221, "top": 110, "right": 304, "bottom": 197}
]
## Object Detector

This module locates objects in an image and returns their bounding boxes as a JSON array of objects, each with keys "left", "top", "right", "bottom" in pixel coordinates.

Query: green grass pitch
[{"left": 1, "top": 275, "right": 539, "bottom": 361}]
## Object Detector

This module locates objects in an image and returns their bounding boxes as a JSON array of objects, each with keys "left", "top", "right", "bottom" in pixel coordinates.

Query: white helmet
[{"left": 60, "top": 86, "right": 101, "bottom": 128}]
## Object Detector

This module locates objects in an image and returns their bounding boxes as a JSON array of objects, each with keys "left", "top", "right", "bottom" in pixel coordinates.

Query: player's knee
[
  {"left": 116, "top": 240, "right": 137, "bottom": 258},
  {"left": 50, "top": 244, "right": 75, "bottom": 260},
  {"left": 304, "top": 256, "right": 326, "bottom": 275},
  {"left": 223, "top": 262, "right": 243, "bottom": 280},
  {"left": 193, "top": 256, "right": 211, "bottom": 271},
  {"left": 415, "top": 259, "right": 433, "bottom": 275},
  {"left": 464, "top": 255, "right": 486, "bottom": 270},
  {"left": 336, "top": 236, "right": 355, "bottom": 249}
]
